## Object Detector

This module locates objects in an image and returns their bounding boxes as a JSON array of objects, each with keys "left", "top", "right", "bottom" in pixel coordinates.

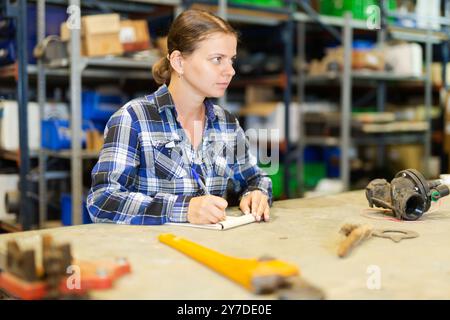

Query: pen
[{"left": 191, "top": 167, "right": 209, "bottom": 195}]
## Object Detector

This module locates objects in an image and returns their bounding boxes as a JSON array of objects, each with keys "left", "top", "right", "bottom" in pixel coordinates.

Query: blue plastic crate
[
  {"left": 41, "top": 119, "right": 92, "bottom": 150},
  {"left": 82, "top": 91, "right": 124, "bottom": 122},
  {"left": 61, "top": 193, "right": 92, "bottom": 226},
  {"left": 92, "top": 120, "right": 107, "bottom": 134},
  {"left": 325, "top": 147, "right": 340, "bottom": 178},
  {"left": 304, "top": 146, "right": 324, "bottom": 163}
]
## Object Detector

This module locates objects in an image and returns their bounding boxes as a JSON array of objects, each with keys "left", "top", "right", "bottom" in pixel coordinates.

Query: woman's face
[{"left": 182, "top": 32, "right": 237, "bottom": 98}]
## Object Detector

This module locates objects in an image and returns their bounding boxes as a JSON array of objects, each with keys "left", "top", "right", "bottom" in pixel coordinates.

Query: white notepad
[{"left": 165, "top": 214, "right": 257, "bottom": 230}]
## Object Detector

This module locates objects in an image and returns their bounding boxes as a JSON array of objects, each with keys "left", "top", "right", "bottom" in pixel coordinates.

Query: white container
[
  {"left": 385, "top": 43, "right": 423, "bottom": 77},
  {"left": 416, "top": 0, "right": 441, "bottom": 31},
  {"left": 243, "top": 102, "right": 300, "bottom": 144},
  {"left": 0, "top": 100, "right": 40, "bottom": 151},
  {"left": 0, "top": 173, "right": 19, "bottom": 221},
  {"left": 0, "top": 100, "right": 69, "bottom": 151},
  {"left": 440, "top": 174, "right": 450, "bottom": 186}
]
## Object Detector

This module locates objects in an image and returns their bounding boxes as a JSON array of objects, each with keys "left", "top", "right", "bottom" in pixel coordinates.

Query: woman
[{"left": 87, "top": 9, "right": 272, "bottom": 225}]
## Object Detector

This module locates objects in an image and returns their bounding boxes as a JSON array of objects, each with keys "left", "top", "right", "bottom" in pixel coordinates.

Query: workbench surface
[{"left": 1, "top": 190, "right": 449, "bottom": 299}]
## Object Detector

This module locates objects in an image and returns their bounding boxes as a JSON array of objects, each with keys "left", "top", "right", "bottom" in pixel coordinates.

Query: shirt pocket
[
  {"left": 207, "top": 141, "right": 234, "bottom": 178},
  {"left": 151, "top": 139, "right": 187, "bottom": 181}
]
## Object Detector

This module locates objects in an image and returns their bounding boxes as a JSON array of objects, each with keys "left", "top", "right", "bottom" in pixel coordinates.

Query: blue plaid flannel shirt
[{"left": 87, "top": 84, "right": 272, "bottom": 225}]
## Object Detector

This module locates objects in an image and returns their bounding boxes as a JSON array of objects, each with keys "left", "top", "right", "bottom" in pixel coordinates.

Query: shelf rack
[
  {"left": 8, "top": 0, "right": 450, "bottom": 228},
  {"left": 35, "top": 0, "right": 182, "bottom": 227},
  {"left": 294, "top": 2, "right": 450, "bottom": 194}
]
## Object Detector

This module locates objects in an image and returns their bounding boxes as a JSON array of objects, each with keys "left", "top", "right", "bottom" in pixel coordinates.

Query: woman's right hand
[{"left": 187, "top": 195, "right": 228, "bottom": 224}]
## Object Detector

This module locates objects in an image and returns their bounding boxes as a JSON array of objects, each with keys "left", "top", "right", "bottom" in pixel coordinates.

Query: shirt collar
[{"left": 153, "top": 84, "right": 217, "bottom": 122}]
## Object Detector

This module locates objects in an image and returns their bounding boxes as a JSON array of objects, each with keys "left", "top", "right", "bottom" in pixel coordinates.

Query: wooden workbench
[{"left": 1, "top": 190, "right": 449, "bottom": 300}]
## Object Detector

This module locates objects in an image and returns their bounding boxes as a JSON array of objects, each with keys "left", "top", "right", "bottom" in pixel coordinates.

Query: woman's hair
[{"left": 152, "top": 9, "right": 238, "bottom": 85}]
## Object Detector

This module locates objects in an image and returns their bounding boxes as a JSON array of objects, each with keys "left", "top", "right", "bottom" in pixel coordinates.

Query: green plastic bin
[
  {"left": 319, "top": 0, "right": 396, "bottom": 21},
  {"left": 260, "top": 162, "right": 325, "bottom": 199},
  {"left": 230, "top": 0, "right": 284, "bottom": 8}
]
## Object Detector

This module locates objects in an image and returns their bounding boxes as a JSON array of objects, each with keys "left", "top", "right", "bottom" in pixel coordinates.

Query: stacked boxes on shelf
[
  {"left": 61, "top": 14, "right": 123, "bottom": 57},
  {"left": 61, "top": 14, "right": 153, "bottom": 57},
  {"left": 119, "top": 19, "right": 152, "bottom": 53}
]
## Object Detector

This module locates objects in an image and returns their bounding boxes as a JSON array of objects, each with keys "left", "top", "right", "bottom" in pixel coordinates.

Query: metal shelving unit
[
  {"left": 295, "top": 5, "right": 448, "bottom": 194},
  {"left": 305, "top": 71, "right": 427, "bottom": 82},
  {"left": 25, "top": 0, "right": 450, "bottom": 226},
  {"left": 293, "top": 3, "right": 449, "bottom": 194},
  {"left": 9, "top": 0, "right": 450, "bottom": 228},
  {"left": 42, "top": 149, "right": 100, "bottom": 159},
  {"left": 188, "top": 0, "right": 290, "bottom": 26},
  {"left": 304, "top": 133, "right": 428, "bottom": 147},
  {"left": 1, "top": 0, "right": 33, "bottom": 230},
  {"left": 28, "top": 64, "right": 157, "bottom": 80},
  {"left": 27, "top": 0, "right": 295, "bottom": 228},
  {"left": 35, "top": 0, "right": 182, "bottom": 227}
]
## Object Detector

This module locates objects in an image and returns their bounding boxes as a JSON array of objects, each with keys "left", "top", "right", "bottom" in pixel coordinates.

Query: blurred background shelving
[{"left": 2, "top": 0, "right": 450, "bottom": 230}]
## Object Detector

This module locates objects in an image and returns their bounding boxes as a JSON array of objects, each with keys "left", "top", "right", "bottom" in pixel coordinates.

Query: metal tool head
[
  {"left": 277, "top": 277, "right": 326, "bottom": 300},
  {"left": 372, "top": 229, "right": 419, "bottom": 243},
  {"left": 251, "top": 275, "right": 325, "bottom": 300}
]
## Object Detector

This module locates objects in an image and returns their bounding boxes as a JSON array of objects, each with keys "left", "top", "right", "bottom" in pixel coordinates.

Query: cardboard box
[
  {"left": 245, "top": 85, "right": 276, "bottom": 105},
  {"left": 83, "top": 14, "right": 123, "bottom": 57},
  {"left": 120, "top": 20, "right": 151, "bottom": 52},
  {"left": 86, "top": 129, "right": 104, "bottom": 152},
  {"left": 60, "top": 13, "right": 123, "bottom": 57},
  {"left": 384, "top": 43, "right": 423, "bottom": 77},
  {"left": 387, "top": 144, "right": 424, "bottom": 173}
]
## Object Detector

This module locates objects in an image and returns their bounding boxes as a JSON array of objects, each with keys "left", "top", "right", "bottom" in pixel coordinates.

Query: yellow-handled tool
[{"left": 158, "top": 233, "right": 325, "bottom": 299}]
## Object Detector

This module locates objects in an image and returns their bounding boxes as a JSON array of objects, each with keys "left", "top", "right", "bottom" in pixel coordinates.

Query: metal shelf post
[
  {"left": 424, "top": 28, "right": 433, "bottom": 178},
  {"left": 296, "top": 20, "right": 305, "bottom": 197},
  {"left": 16, "top": 0, "right": 32, "bottom": 229},
  {"left": 340, "top": 12, "right": 352, "bottom": 191},
  {"left": 282, "top": 5, "right": 294, "bottom": 198},
  {"left": 70, "top": 0, "right": 83, "bottom": 225},
  {"left": 37, "top": 0, "right": 48, "bottom": 228}
]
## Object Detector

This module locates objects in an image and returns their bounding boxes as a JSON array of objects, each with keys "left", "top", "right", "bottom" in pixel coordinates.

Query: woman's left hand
[{"left": 239, "top": 190, "right": 270, "bottom": 222}]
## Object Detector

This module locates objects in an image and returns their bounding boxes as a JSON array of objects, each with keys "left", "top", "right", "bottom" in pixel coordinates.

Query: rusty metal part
[
  {"left": 0, "top": 234, "right": 130, "bottom": 299},
  {"left": 3, "top": 235, "right": 74, "bottom": 299},
  {"left": 42, "top": 235, "right": 72, "bottom": 299},
  {"left": 366, "top": 169, "right": 450, "bottom": 221},
  {"left": 337, "top": 224, "right": 373, "bottom": 258},
  {"left": 6, "top": 241, "right": 38, "bottom": 282},
  {"left": 277, "top": 277, "right": 326, "bottom": 300},
  {"left": 372, "top": 229, "right": 419, "bottom": 243},
  {"left": 159, "top": 233, "right": 325, "bottom": 299}
]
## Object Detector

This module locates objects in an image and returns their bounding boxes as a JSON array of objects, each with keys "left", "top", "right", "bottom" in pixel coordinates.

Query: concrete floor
[{"left": 0, "top": 190, "right": 449, "bottom": 299}]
